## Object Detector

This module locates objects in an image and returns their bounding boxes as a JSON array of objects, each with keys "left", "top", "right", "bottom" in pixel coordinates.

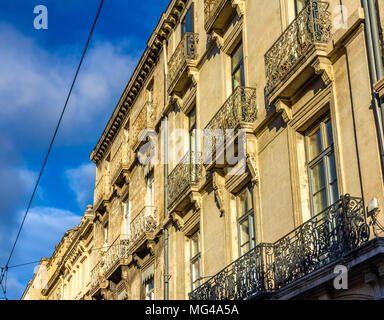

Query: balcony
[
  {"left": 204, "top": 86, "right": 257, "bottom": 167},
  {"left": 131, "top": 101, "right": 156, "bottom": 152},
  {"left": 93, "top": 175, "right": 111, "bottom": 212},
  {"left": 110, "top": 134, "right": 134, "bottom": 187},
  {"left": 167, "top": 151, "right": 203, "bottom": 214},
  {"left": 101, "top": 235, "right": 130, "bottom": 279},
  {"left": 204, "top": 0, "right": 239, "bottom": 34},
  {"left": 189, "top": 243, "right": 274, "bottom": 300},
  {"left": 264, "top": 1, "right": 331, "bottom": 103},
  {"left": 168, "top": 32, "right": 199, "bottom": 95},
  {"left": 90, "top": 261, "right": 102, "bottom": 291},
  {"left": 130, "top": 206, "right": 158, "bottom": 254},
  {"left": 189, "top": 195, "right": 370, "bottom": 300}
]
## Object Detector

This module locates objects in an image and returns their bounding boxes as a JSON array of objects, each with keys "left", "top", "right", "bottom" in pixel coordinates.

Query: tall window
[
  {"left": 145, "top": 278, "right": 155, "bottom": 300},
  {"left": 189, "top": 106, "right": 197, "bottom": 154},
  {"left": 231, "top": 42, "right": 245, "bottom": 90},
  {"left": 181, "top": 6, "right": 193, "bottom": 37},
  {"left": 190, "top": 231, "right": 201, "bottom": 290},
  {"left": 236, "top": 187, "right": 255, "bottom": 256},
  {"left": 147, "top": 170, "right": 155, "bottom": 207},
  {"left": 306, "top": 116, "right": 339, "bottom": 216},
  {"left": 103, "top": 223, "right": 109, "bottom": 252},
  {"left": 123, "top": 199, "right": 130, "bottom": 235}
]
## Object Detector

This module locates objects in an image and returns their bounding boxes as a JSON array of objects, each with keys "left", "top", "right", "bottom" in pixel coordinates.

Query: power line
[
  {"left": 6, "top": 242, "right": 122, "bottom": 270},
  {"left": 0, "top": 0, "right": 104, "bottom": 295}
]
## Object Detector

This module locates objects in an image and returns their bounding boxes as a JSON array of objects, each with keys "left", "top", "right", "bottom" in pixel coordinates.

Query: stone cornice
[{"left": 90, "top": 0, "right": 190, "bottom": 164}]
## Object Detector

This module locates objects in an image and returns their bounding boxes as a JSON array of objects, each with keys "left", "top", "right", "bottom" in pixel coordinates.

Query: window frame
[
  {"left": 145, "top": 277, "right": 155, "bottom": 300},
  {"left": 231, "top": 42, "right": 245, "bottom": 91},
  {"left": 305, "top": 115, "right": 339, "bottom": 216},
  {"left": 190, "top": 230, "right": 202, "bottom": 291},
  {"left": 235, "top": 186, "right": 256, "bottom": 257}
]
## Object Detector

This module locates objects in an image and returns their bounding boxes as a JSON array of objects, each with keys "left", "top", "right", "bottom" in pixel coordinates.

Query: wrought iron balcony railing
[
  {"left": 189, "top": 243, "right": 275, "bottom": 300},
  {"left": 90, "top": 261, "right": 102, "bottom": 290},
  {"left": 130, "top": 206, "right": 158, "bottom": 246},
  {"left": 204, "top": 86, "right": 257, "bottom": 162},
  {"left": 273, "top": 195, "right": 369, "bottom": 289},
  {"left": 93, "top": 175, "right": 110, "bottom": 208},
  {"left": 168, "top": 32, "right": 199, "bottom": 93},
  {"left": 264, "top": 1, "right": 331, "bottom": 95},
  {"left": 101, "top": 234, "right": 130, "bottom": 277},
  {"left": 167, "top": 151, "right": 203, "bottom": 209},
  {"left": 131, "top": 101, "right": 156, "bottom": 150},
  {"left": 189, "top": 195, "right": 370, "bottom": 300}
]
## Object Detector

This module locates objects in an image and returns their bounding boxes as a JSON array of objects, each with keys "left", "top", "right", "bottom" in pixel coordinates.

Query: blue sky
[{"left": 0, "top": 0, "right": 168, "bottom": 299}]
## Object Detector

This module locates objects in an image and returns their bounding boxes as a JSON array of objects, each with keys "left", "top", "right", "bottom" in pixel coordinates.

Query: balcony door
[
  {"left": 236, "top": 186, "right": 256, "bottom": 256},
  {"left": 231, "top": 42, "right": 245, "bottom": 91},
  {"left": 188, "top": 106, "right": 198, "bottom": 181},
  {"left": 306, "top": 116, "right": 339, "bottom": 216},
  {"left": 181, "top": 5, "right": 193, "bottom": 37},
  {"left": 123, "top": 198, "right": 131, "bottom": 236},
  {"left": 147, "top": 169, "right": 155, "bottom": 207}
]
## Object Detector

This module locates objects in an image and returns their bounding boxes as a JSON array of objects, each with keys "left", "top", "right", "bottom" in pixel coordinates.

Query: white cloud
[
  {"left": 15, "top": 206, "right": 82, "bottom": 262},
  {"left": 65, "top": 163, "right": 96, "bottom": 209},
  {"left": 0, "top": 22, "right": 138, "bottom": 148},
  {"left": 5, "top": 206, "right": 82, "bottom": 299}
]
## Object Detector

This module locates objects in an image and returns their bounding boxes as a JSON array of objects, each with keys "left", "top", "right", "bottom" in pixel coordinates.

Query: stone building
[
  {"left": 24, "top": 0, "right": 384, "bottom": 300},
  {"left": 22, "top": 206, "right": 95, "bottom": 300}
]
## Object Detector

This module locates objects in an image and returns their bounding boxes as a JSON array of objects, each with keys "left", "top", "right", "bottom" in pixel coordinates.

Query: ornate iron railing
[
  {"left": 93, "top": 175, "right": 110, "bottom": 208},
  {"left": 189, "top": 243, "right": 274, "bottom": 300},
  {"left": 204, "top": 0, "right": 226, "bottom": 30},
  {"left": 204, "top": 86, "right": 257, "bottom": 162},
  {"left": 90, "top": 261, "right": 102, "bottom": 290},
  {"left": 273, "top": 195, "right": 369, "bottom": 289},
  {"left": 131, "top": 101, "right": 156, "bottom": 150},
  {"left": 264, "top": 1, "right": 331, "bottom": 95},
  {"left": 101, "top": 235, "right": 130, "bottom": 277},
  {"left": 189, "top": 195, "right": 370, "bottom": 300},
  {"left": 168, "top": 32, "right": 199, "bottom": 92},
  {"left": 130, "top": 206, "right": 158, "bottom": 245},
  {"left": 167, "top": 151, "right": 203, "bottom": 209}
]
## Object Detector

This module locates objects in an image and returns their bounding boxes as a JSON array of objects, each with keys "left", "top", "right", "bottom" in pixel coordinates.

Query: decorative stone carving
[
  {"left": 213, "top": 171, "right": 226, "bottom": 217},
  {"left": 312, "top": 56, "right": 334, "bottom": 86},
  {"left": 231, "top": 0, "right": 245, "bottom": 16},
  {"left": 211, "top": 30, "right": 224, "bottom": 49},
  {"left": 246, "top": 153, "right": 259, "bottom": 185},
  {"left": 274, "top": 98, "right": 292, "bottom": 123},
  {"left": 190, "top": 192, "right": 202, "bottom": 212}
]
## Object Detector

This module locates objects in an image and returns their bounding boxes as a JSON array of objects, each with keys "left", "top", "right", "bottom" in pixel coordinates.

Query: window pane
[
  {"left": 189, "top": 108, "right": 196, "bottom": 129},
  {"left": 296, "top": 0, "right": 306, "bottom": 15},
  {"left": 239, "top": 219, "right": 250, "bottom": 247},
  {"left": 191, "top": 259, "right": 200, "bottom": 289},
  {"left": 232, "top": 68, "right": 242, "bottom": 90},
  {"left": 313, "top": 189, "right": 327, "bottom": 215},
  {"left": 311, "top": 161, "right": 326, "bottom": 192},
  {"left": 330, "top": 181, "right": 339, "bottom": 204},
  {"left": 308, "top": 128, "right": 322, "bottom": 160},
  {"left": 328, "top": 152, "right": 337, "bottom": 182},
  {"left": 231, "top": 44, "right": 243, "bottom": 70},
  {"left": 247, "top": 189, "right": 253, "bottom": 211},
  {"left": 237, "top": 190, "right": 247, "bottom": 217},
  {"left": 325, "top": 119, "right": 334, "bottom": 147},
  {"left": 190, "top": 233, "right": 199, "bottom": 258}
]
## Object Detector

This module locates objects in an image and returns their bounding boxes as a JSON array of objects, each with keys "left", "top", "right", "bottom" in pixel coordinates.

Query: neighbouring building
[{"left": 24, "top": 0, "right": 384, "bottom": 300}]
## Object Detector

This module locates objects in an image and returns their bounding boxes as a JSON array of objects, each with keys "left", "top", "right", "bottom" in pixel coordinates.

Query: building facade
[{"left": 24, "top": 0, "right": 384, "bottom": 300}]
